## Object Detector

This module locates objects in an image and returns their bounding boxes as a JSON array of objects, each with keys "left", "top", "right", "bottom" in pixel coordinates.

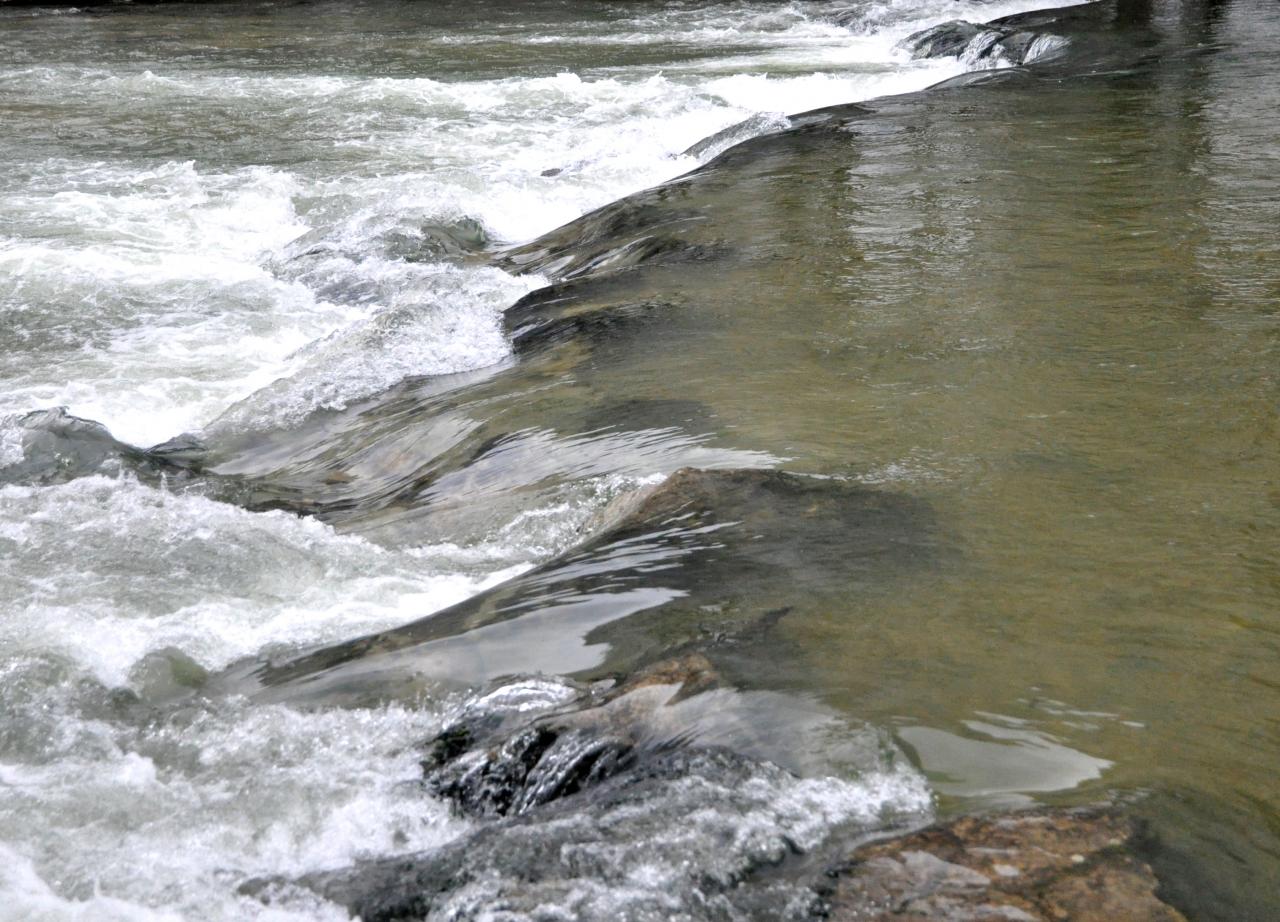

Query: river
[{"left": 1, "top": 0, "right": 1277, "bottom": 919}]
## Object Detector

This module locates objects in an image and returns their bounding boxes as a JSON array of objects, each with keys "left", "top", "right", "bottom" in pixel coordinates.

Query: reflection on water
[
  {"left": 1, "top": 0, "right": 1277, "bottom": 917},
  {"left": 899, "top": 719, "right": 1114, "bottom": 805}
]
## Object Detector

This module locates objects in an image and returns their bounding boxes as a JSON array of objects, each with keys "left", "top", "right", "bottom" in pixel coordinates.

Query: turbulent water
[
  {"left": 0, "top": 0, "right": 1050, "bottom": 446},
  {"left": 2, "top": 0, "right": 1278, "bottom": 919},
  {"left": 0, "top": 1, "right": 1062, "bottom": 918}
]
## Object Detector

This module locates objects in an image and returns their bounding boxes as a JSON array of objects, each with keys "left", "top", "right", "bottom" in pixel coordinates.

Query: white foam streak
[{"left": 0, "top": 476, "right": 538, "bottom": 685}]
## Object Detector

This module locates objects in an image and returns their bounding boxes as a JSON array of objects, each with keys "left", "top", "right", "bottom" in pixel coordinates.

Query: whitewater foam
[
  {"left": 0, "top": 677, "right": 462, "bottom": 922},
  {"left": 0, "top": 476, "right": 535, "bottom": 685}
]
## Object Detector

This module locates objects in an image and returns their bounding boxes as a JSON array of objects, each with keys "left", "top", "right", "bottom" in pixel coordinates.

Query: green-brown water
[{"left": 2, "top": 0, "right": 1277, "bottom": 918}]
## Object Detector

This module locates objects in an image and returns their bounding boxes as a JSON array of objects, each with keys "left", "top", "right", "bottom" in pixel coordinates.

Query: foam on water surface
[
  {"left": 0, "top": 474, "right": 670, "bottom": 686},
  {"left": 0, "top": 673, "right": 462, "bottom": 922},
  {"left": 0, "top": 661, "right": 933, "bottom": 922}
]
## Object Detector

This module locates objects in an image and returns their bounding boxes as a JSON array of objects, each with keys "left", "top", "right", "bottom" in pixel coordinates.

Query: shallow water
[{"left": 1, "top": 0, "right": 1277, "bottom": 918}]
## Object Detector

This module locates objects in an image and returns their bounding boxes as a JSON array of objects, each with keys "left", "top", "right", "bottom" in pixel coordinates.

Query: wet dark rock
[
  {"left": 429, "top": 724, "right": 637, "bottom": 818},
  {"left": 515, "top": 227, "right": 711, "bottom": 283},
  {"left": 992, "top": 31, "right": 1043, "bottom": 65},
  {"left": 822, "top": 807, "right": 1188, "bottom": 921},
  {"left": 1, "top": 408, "right": 132, "bottom": 485},
  {"left": 422, "top": 654, "right": 720, "bottom": 818},
  {"left": 898, "top": 19, "right": 1060, "bottom": 66},
  {"left": 828, "top": 7, "right": 866, "bottom": 29},
  {"left": 144, "top": 431, "right": 208, "bottom": 470},
  {"left": 682, "top": 112, "right": 792, "bottom": 161},
  {"left": 0, "top": 407, "right": 205, "bottom": 486},
  {"left": 901, "top": 20, "right": 990, "bottom": 59},
  {"left": 986, "top": 2, "right": 1113, "bottom": 34},
  {"left": 504, "top": 280, "right": 680, "bottom": 355},
  {"left": 495, "top": 190, "right": 711, "bottom": 282}
]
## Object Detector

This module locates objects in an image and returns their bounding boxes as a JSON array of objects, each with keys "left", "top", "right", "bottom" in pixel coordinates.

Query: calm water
[{"left": 1, "top": 0, "right": 1277, "bottom": 918}]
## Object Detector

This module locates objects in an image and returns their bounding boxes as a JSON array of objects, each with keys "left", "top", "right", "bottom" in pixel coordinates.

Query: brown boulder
[{"left": 825, "top": 807, "right": 1185, "bottom": 921}]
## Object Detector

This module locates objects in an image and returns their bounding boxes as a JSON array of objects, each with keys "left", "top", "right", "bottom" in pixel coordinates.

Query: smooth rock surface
[{"left": 223, "top": 467, "right": 934, "bottom": 705}]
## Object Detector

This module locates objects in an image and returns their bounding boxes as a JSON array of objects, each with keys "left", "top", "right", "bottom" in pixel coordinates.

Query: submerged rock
[
  {"left": 0, "top": 408, "right": 131, "bottom": 485},
  {"left": 494, "top": 189, "right": 714, "bottom": 282},
  {"left": 127, "top": 647, "right": 211, "bottom": 704},
  {"left": 822, "top": 807, "right": 1187, "bottom": 921},
  {"left": 286, "top": 216, "right": 490, "bottom": 269},
  {"left": 383, "top": 217, "right": 490, "bottom": 262},
  {"left": 233, "top": 467, "right": 934, "bottom": 704},
  {"left": 503, "top": 279, "right": 681, "bottom": 355}
]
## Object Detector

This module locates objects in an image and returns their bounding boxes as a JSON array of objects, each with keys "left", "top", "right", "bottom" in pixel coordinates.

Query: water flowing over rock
[
  {"left": 247, "top": 662, "right": 1186, "bottom": 922},
  {"left": 898, "top": 19, "right": 1064, "bottom": 67},
  {"left": 681, "top": 112, "right": 793, "bottom": 161},
  {"left": 901, "top": 21, "right": 991, "bottom": 59},
  {"left": 4, "top": 0, "right": 1276, "bottom": 916},
  {"left": 252, "top": 745, "right": 890, "bottom": 921},
  {"left": 246, "top": 657, "right": 927, "bottom": 921},
  {"left": 222, "top": 467, "right": 936, "bottom": 705},
  {"left": 495, "top": 192, "right": 714, "bottom": 283},
  {"left": 0, "top": 407, "right": 206, "bottom": 486}
]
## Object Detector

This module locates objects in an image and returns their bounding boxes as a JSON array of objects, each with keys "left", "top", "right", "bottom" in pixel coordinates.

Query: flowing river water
[{"left": 1, "top": 0, "right": 1277, "bottom": 919}]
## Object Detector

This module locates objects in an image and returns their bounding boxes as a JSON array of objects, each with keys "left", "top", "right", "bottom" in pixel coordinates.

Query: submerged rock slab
[
  {"left": 681, "top": 111, "right": 793, "bottom": 161},
  {"left": 495, "top": 188, "right": 717, "bottom": 283},
  {"left": 232, "top": 467, "right": 934, "bottom": 703},
  {"left": 823, "top": 807, "right": 1187, "bottom": 921},
  {"left": 900, "top": 20, "right": 990, "bottom": 59}
]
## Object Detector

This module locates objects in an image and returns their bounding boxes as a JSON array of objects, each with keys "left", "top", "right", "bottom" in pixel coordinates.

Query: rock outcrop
[
  {"left": 898, "top": 19, "right": 1064, "bottom": 67},
  {"left": 1, "top": 407, "right": 206, "bottom": 486},
  {"left": 823, "top": 807, "right": 1187, "bottom": 921}
]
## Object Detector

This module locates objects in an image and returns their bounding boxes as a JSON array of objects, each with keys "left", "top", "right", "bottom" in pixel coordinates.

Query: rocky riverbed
[{"left": 2, "top": 0, "right": 1277, "bottom": 918}]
